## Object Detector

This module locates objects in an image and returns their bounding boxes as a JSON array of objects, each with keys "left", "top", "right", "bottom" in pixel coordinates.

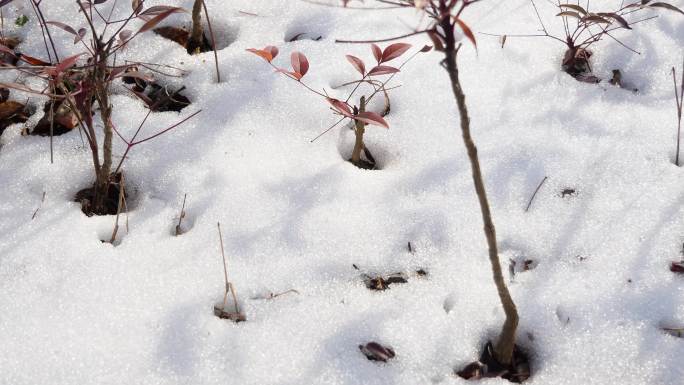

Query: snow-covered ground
[{"left": 1, "top": 0, "right": 683, "bottom": 384}]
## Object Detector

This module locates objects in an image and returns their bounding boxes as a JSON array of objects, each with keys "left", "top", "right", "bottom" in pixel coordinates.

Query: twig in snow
[
  {"left": 216, "top": 222, "right": 244, "bottom": 322},
  {"left": 673, "top": 59, "right": 683, "bottom": 166},
  {"left": 175, "top": 193, "right": 187, "bottom": 236},
  {"left": 31, "top": 191, "right": 46, "bottom": 220},
  {"left": 525, "top": 176, "right": 548, "bottom": 212},
  {"left": 109, "top": 174, "right": 125, "bottom": 244}
]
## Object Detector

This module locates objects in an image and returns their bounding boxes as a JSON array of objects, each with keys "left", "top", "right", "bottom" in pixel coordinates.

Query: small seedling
[
  {"left": 175, "top": 193, "right": 187, "bottom": 236},
  {"left": 108, "top": 174, "right": 128, "bottom": 244},
  {"left": 247, "top": 42, "right": 428, "bottom": 169},
  {"left": 534, "top": 1, "right": 682, "bottom": 82},
  {"left": 214, "top": 222, "right": 246, "bottom": 322},
  {"left": 14, "top": 15, "right": 27, "bottom": 27},
  {"left": 673, "top": 59, "right": 683, "bottom": 166}
]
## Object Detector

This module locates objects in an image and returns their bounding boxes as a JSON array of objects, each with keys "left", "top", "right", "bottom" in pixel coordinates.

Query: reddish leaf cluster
[{"left": 246, "top": 42, "right": 423, "bottom": 130}]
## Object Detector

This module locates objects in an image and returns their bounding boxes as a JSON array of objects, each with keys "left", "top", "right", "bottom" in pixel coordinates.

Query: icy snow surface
[{"left": 1, "top": 0, "right": 683, "bottom": 384}]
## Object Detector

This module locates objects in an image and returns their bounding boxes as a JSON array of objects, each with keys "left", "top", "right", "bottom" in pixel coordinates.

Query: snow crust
[{"left": 0, "top": 1, "right": 683, "bottom": 384}]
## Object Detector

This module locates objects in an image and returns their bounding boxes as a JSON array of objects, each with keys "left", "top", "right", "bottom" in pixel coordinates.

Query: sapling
[
  {"left": 175, "top": 193, "right": 187, "bottom": 236},
  {"left": 673, "top": 59, "right": 683, "bottom": 166},
  {"left": 214, "top": 222, "right": 246, "bottom": 322},
  {"left": 494, "top": 0, "right": 684, "bottom": 82},
  {"left": 0, "top": 0, "right": 199, "bottom": 215},
  {"left": 334, "top": 0, "right": 527, "bottom": 380},
  {"left": 247, "top": 43, "right": 427, "bottom": 169}
]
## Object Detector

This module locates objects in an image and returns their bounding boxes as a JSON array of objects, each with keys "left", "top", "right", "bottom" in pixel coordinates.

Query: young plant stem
[
  {"left": 175, "top": 193, "right": 187, "bottom": 236},
  {"left": 201, "top": 1, "right": 221, "bottom": 82},
  {"left": 351, "top": 95, "right": 366, "bottom": 165},
  {"left": 674, "top": 60, "right": 683, "bottom": 166},
  {"left": 441, "top": 18, "right": 518, "bottom": 365},
  {"left": 109, "top": 174, "right": 125, "bottom": 243},
  {"left": 188, "top": 0, "right": 204, "bottom": 55},
  {"left": 217, "top": 222, "right": 239, "bottom": 314}
]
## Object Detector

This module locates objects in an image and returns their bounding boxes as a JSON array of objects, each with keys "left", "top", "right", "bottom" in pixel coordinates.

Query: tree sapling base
[{"left": 457, "top": 341, "right": 530, "bottom": 383}]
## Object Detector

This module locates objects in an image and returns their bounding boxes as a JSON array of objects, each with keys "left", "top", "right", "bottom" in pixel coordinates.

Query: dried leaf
[
  {"left": 559, "top": 3, "right": 588, "bottom": 14},
  {"left": 138, "top": 7, "right": 185, "bottom": 33},
  {"left": 359, "top": 342, "right": 395, "bottom": 362},
  {"left": 19, "top": 54, "right": 50, "bottom": 66},
  {"left": 597, "top": 12, "right": 632, "bottom": 29},
  {"left": 455, "top": 19, "right": 477, "bottom": 48},
  {"left": 649, "top": 2, "right": 684, "bottom": 15},
  {"left": 419, "top": 45, "right": 433, "bottom": 52},
  {"left": 581, "top": 15, "right": 611, "bottom": 24},
  {"left": 556, "top": 11, "right": 582, "bottom": 19},
  {"left": 45, "top": 21, "right": 78, "bottom": 36}
]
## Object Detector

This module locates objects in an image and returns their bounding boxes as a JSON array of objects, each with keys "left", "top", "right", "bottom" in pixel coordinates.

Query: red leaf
[
  {"left": 246, "top": 48, "right": 273, "bottom": 62},
  {"left": 381, "top": 42, "right": 411, "bottom": 63},
  {"left": 274, "top": 68, "right": 303, "bottom": 80},
  {"left": 264, "top": 45, "right": 279, "bottom": 60},
  {"left": 456, "top": 19, "right": 477, "bottom": 48},
  {"left": 55, "top": 53, "right": 83, "bottom": 74},
  {"left": 19, "top": 54, "right": 50, "bottom": 66},
  {"left": 0, "top": 43, "right": 15, "bottom": 56},
  {"left": 368, "top": 65, "right": 400, "bottom": 76},
  {"left": 326, "top": 98, "right": 353, "bottom": 117},
  {"left": 345, "top": 55, "right": 365, "bottom": 75},
  {"left": 138, "top": 7, "right": 185, "bottom": 33},
  {"left": 354, "top": 111, "right": 389, "bottom": 128},
  {"left": 420, "top": 45, "right": 433, "bottom": 52},
  {"left": 371, "top": 43, "right": 382, "bottom": 63},
  {"left": 671, "top": 261, "right": 684, "bottom": 273},
  {"left": 45, "top": 21, "right": 78, "bottom": 36},
  {"left": 291, "top": 51, "right": 309, "bottom": 78}
]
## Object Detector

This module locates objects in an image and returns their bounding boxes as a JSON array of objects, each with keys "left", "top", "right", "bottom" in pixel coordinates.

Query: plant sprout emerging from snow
[
  {"left": 247, "top": 43, "right": 428, "bottom": 169},
  {"left": 0, "top": 0, "right": 200, "bottom": 215},
  {"left": 673, "top": 59, "right": 683, "bottom": 167},
  {"left": 525, "top": 0, "right": 684, "bottom": 82}
]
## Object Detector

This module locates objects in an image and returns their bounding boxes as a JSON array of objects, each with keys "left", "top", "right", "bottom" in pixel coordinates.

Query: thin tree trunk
[
  {"left": 94, "top": 58, "right": 113, "bottom": 212},
  {"left": 351, "top": 96, "right": 366, "bottom": 165},
  {"left": 441, "top": 20, "right": 518, "bottom": 365}
]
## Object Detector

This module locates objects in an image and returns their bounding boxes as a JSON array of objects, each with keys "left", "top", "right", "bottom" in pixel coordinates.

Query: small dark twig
[
  {"left": 175, "top": 193, "right": 187, "bottom": 236},
  {"left": 673, "top": 59, "right": 683, "bottom": 166},
  {"left": 525, "top": 176, "right": 548, "bottom": 212},
  {"left": 31, "top": 191, "right": 46, "bottom": 220},
  {"left": 201, "top": 0, "right": 221, "bottom": 83},
  {"left": 109, "top": 174, "right": 125, "bottom": 244}
]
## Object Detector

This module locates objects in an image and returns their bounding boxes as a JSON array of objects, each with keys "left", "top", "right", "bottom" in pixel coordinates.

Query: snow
[{"left": 0, "top": 0, "right": 683, "bottom": 384}]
